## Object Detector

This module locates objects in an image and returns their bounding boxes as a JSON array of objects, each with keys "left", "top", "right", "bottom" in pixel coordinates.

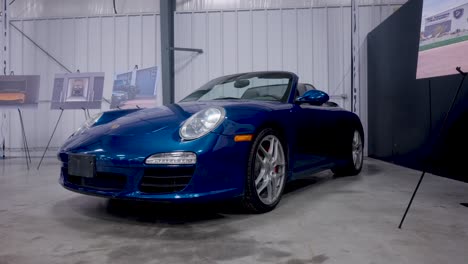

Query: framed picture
[
  {"left": 0, "top": 75, "right": 40, "bottom": 107},
  {"left": 110, "top": 66, "right": 159, "bottom": 109},
  {"left": 51, "top": 72, "right": 104, "bottom": 110}
]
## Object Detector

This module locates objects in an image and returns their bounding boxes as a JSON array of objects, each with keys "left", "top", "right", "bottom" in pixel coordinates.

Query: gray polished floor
[{"left": 0, "top": 157, "right": 467, "bottom": 264}]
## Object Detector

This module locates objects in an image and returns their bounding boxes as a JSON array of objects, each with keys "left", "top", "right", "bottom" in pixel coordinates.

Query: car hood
[
  {"left": 107, "top": 100, "right": 281, "bottom": 133},
  {"left": 59, "top": 100, "right": 284, "bottom": 155}
]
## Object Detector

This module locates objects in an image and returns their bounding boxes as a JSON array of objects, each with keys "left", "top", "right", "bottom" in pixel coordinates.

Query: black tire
[
  {"left": 243, "top": 128, "right": 288, "bottom": 213},
  {"left": 332, "top": 129, "right": 364, "bottom": 177}
]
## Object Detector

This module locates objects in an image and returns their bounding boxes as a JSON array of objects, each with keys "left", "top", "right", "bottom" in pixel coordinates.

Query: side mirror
[{"left": 296, "top": 90, "right": 329, "bottom": 105}]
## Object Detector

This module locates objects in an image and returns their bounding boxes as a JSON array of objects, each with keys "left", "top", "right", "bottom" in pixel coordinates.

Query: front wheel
[
  {"left": 332, "top": 129, "right": 364, "bottom": 176},
  {"left": 243, "top": 129, "right": 287, "bottom": 213}
]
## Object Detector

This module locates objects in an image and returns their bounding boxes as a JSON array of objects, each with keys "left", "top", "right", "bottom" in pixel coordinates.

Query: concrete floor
[{"left": 0, "top": 157, "right": 467, "bottom": 264}]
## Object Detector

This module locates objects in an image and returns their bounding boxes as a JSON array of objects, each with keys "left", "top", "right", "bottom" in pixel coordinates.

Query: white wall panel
[
  {"left": 192, "top": 13, "right": 209, "bottom": 90},
  {"left": 342, "top": 7, "right": 352, "bottom": 111},
  {"left": 237, "top": 11, "right": 253, "bottom": 73},
  {"left": 75, "top": 19, "right": 89, "bottom": 72},
  {"left": 207, "top": 12, "right": 223, "bottom": 79},
  {"left": 141, "top": 15, "right": 156, "bottom": 69},
  {"left": 267, "top": 10, "right": 283, "bottom": 71},
  {"left": 101, "top": 17, "right": 116, "bottom": 103},
  {"left": 327, "top": 7, "right": 342, "bottom": 94},
  {"left": 222, "top": 11, "right": 238, "bottom": 75},
  {"left": 252, "top": 10, "right": 268, "bottom": 71},
  {"left": 282, "top": 9, "right": 298, "bottom": 74},
  {"left": 174, "top": 13, "right": 193, "bottom": 101},
  {"left": 297, "top": 9, "right": 314, "bottom": 85},
  {"left": 129, "top": 16, "right": 143, "bottom": 70},
  {"left": 176, "top": 0, "right": 408, "bottom": 12},
  {"left": 115, "top": 16, "right": 129, "bottom": 74},
  {"left": 9, "top": 0, "right": 408, "bottom": 19},
  {"left": 155, "top": 15, "right": 163, "bottom": 106},
  {"left": 88, "top": 18, "right": 103, "bottom": 72},
  {"left": 312, "top": 8, "right": 328, "bottom": 92},
  {"left": 60, "top": 19, "right": 76, "bottom": 71}
]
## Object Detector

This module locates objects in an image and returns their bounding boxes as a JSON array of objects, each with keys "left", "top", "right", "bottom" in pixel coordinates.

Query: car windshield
[{"left": 180, "top": 72, "right": 293, "bottom": 102}]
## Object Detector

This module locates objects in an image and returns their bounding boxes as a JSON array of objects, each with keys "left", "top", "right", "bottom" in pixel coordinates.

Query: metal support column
[
  {"left": 2, "top": 0, "right": 10, "bottom": 76},
  {"left": 1, "top": 0, "right": 8, "bottom": 159},
  {"left": 160, "top": 0, "right": 176, "bottom": 105},
  {"left": 351, "top": 0, "right": 359, "bottom": 114}
]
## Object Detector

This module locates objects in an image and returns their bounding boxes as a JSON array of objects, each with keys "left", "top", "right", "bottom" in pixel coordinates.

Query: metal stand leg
[
  {"left": 398, "top": 67, "right": 467, "bottom": 229},
  {"left": 1, "top": 138, "right": 4, "bottom": 159},
  {"left": 18, "top": 108, "right": 31, "bottom": 170},
  {"left": 82, "top": 108, "right": 90, "bottom": 120},
  {"left": 399, "top": 171, "right": 426, "bottom": 229},
  {"left": 1, "top": 111, "right": 6, "bottom": 159},
  {"left": 37, "top": 108, "right": 64, "bottom": 170},
  {"left": 19, "top": 110, "right": 32, "bottom": 163}
]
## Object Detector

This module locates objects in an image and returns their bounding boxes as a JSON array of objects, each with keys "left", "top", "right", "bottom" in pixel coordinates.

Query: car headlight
[
  {"left": 179, "top": 107, "right": 225, "bottom": 140},
  {"left": 73, "top": 112, "right": 103, "bottom": 136}
]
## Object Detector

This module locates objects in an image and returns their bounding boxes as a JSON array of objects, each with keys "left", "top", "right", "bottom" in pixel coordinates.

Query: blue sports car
[{"left": 58, "top": 71, "right": 363, "bottom": 213}]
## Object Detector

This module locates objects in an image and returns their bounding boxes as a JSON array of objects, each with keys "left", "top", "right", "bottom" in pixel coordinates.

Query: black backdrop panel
[{"left": 367, "top": 0, "right": 468, "bottom": 182}]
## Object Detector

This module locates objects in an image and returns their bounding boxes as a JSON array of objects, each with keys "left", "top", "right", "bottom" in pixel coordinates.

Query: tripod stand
[{"left": 398, "top": 67, "right": 467, "bottom": 229}]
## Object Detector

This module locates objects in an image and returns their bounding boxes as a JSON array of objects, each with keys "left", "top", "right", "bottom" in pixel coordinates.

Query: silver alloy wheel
[
  {"left": 254, "top": 135, "right": 286, "bottom": 205},
  {"left": 352, "top": 130, "right": 363, "bottom": 170}
]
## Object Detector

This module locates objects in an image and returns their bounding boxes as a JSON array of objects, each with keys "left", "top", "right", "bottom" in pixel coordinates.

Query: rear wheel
[
  {"left": 332, "top": 129, "right": 363, "bottom": 176},
  {"left": 243, "top": 129, "right": 287, "bottom": 213}
]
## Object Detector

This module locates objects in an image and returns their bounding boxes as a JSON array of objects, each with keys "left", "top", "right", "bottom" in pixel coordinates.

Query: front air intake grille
[
  {"left": 63, "top": 167, "right": 127, "bottom": 191},
  {"left": 139, "top": 167, "right": 195, "bottom": 194}
]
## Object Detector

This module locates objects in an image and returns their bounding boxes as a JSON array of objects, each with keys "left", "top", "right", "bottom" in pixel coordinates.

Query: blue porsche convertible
[{"left": 59, "top": 71, "right": 363, "bottom": 213}]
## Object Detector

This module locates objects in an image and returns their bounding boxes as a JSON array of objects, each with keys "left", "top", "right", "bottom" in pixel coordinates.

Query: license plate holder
[{"left": 68, "top": 154, "right": 96, "bottom": 178}]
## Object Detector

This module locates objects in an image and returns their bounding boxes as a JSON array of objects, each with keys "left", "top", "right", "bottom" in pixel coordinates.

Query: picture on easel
[
  {"left": 0, "top": 75, "right": 40, "bottom": 107},
  {"left": 110, "top": 66, "right": 159, "bottom": 109},
  {"left": 51, "top": 72, "right": 105, "bottom": 110}
]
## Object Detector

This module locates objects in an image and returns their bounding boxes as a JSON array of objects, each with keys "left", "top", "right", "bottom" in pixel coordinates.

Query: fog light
[{"left": 145, "top": 152, "right": 197, "bottom": 165}]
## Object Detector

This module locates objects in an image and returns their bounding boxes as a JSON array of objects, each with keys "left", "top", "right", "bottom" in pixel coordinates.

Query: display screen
[{"left": 417, "top": 0, "right": 468, "bottom": 79}]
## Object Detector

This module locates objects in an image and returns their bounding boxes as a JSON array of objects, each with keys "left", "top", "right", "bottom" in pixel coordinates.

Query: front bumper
[{"left": 58, "top": 133, "right": 251, "bottom": 202}]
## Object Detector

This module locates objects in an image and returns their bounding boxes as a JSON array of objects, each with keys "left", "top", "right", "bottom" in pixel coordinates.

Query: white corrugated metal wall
[
  {"left": 2, "top": 3, "right": 401, "bottom": 156},
  {"left": 174, "top": 8, "right": 352, "bottom": 104},
  {"left": 8, "top": 0, "right": 407, "bottom": 18},
  {"left": 6, "top": 14, "right": 162, "bottom": 155}
]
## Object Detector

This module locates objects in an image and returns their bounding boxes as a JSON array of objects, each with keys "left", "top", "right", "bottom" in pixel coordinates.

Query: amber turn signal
[{"left": 234, "top": 134, "right": 253, "bottom": 142}]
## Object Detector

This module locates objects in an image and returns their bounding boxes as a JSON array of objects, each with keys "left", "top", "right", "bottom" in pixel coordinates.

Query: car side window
[
  {"left": 304, "top": 84, "right": 316, "bottom": 91},
  {"left": 295, "top": 84, "right": 306, "bottom": 99}
]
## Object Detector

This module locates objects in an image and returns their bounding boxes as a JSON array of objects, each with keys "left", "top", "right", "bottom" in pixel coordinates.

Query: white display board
[{"left": 417, "top": 0, "right": 468, "bottom": 79}]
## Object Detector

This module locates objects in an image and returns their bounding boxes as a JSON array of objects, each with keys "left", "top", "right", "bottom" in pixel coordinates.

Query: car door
[{"left": 292, "top": 86, "right": 342, "bottom": 173}]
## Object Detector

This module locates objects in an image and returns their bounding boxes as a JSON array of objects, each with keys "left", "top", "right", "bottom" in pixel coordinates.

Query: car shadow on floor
[
  {"left": 102, "top": 174, "right": 336, "bottom": 223},
  {"left": 52, "top": 169, "right": 360, "bottom": 227}
]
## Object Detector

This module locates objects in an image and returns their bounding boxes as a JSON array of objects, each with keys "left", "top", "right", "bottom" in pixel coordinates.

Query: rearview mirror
[
  {"left": 296, "top": 90, "right": 329, "bottom": 105},
  {"left": 234, "top": 79, "right": 250, "bottom": 88}
]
